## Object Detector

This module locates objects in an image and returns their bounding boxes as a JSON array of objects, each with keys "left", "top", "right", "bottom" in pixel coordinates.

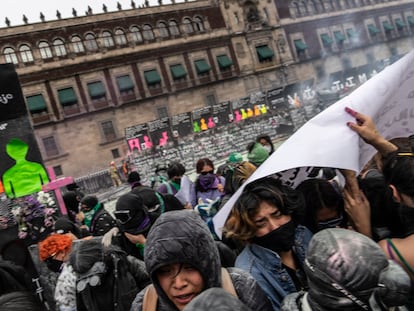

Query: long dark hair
[
  {"left": 296, "top": 178, "right": 346, "bottom": 233},
  {"left": 224, "top": 176, "right": 305, "bottom": 242}
]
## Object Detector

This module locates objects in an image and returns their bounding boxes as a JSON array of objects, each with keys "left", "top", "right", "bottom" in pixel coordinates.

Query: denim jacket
[{"left": 235, "top": 225, "right": 312, "bottom": 311}]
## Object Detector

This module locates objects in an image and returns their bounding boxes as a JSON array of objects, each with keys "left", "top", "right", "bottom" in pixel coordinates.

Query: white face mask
[{"left": 263, "top": 145, "right": 272, "bottom": 153}]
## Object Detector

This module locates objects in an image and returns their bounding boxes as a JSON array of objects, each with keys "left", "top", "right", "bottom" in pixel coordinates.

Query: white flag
[{"left": 213, "top": 50, "right": 414, "bottom": 239}]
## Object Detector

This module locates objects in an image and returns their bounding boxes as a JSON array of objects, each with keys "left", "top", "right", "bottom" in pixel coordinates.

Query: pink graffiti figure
[
  {"left": 159, "top": 131, "right": 169, "bottom": 147},
  {"left": 144, "top": 135, "right": 153, "bottom": 149},
  {"left": 234, "top": 110, "right": 242, "bottom": 122},
  {"left": 128, "top": 138, "right": 141, "bottom": 152},
  {"left": 207, "top": 117, "right": 215, "bottom": 128}
]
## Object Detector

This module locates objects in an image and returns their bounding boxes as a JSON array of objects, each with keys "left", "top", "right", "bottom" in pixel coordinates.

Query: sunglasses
[
  {"left": 114, "top": 210, "right": 132, "bottom": 224},
  {"left": 200, "top": 170, "right": 214, "bottom": 175}
]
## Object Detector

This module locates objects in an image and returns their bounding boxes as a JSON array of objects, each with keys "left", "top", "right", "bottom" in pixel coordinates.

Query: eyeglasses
[
  {"left": 76, "top": 261, "right": 107, "bottom": 292},
  {"left": 200, "top": 170, "right": 214, "bottom": 175},
  {"left": 114, "top": 210, "right": 132, "bottom": 224}
]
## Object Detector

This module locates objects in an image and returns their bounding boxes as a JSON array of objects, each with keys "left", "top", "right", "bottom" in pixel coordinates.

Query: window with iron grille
[
  {"left": 42, "top": 136, "right": 59, "bottom": 157},
  {"left": 101, "top": 120, "right": 117, "bottom": 141}
]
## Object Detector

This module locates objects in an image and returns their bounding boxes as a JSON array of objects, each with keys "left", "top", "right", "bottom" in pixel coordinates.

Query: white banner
[{"left": 213, "top": 50, "right": 414, "bottom": 238}]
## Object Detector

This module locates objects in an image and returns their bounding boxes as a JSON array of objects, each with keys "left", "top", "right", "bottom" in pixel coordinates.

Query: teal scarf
[{"left": 83, "top": 202, "right": 101, "bottom": 229}]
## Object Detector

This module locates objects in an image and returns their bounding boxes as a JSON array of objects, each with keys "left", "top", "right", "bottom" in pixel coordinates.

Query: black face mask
[
  {"left": 252, "top": 220, "right": 296, "bottom": 253},
  {"left": 45, "top": 258, "right": 64, "bottom": 273}
]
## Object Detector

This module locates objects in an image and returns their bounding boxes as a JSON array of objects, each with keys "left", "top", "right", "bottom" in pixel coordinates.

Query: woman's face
[
  {"left": 200, "top": 164, "right": 214, "bottom": 175},
  {"left": 259, "top": 138, "right": 269, "bottom": 146},
  {"left": 253, "top": 201, "right": 291, "bottom": 237},
  {"left": 157, "top": 263, "right": 204, "bottom": 311},
  {"left": 316, "top": 206, "right": 340, "bottom": 223}
]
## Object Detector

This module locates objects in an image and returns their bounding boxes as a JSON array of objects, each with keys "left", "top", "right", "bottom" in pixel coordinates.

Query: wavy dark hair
[
  {"left": 382, "top": 135, "right": 414, "bottom": 200},
  {"left": 224, "top": 176, "right": 305, "bottom": 243},
  {"left": 195, "top": 158, "right": 215, "bottom": 174},
  {"left": 295, "top": 178, "right": 345, "bottom": 233}
]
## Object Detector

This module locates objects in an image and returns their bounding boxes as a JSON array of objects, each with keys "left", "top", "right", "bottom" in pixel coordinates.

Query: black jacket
[{"left": 90, "top": 205, "right": 116, "bottom": 236}]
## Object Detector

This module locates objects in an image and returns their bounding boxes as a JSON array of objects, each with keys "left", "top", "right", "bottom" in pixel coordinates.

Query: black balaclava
[{"left": 115, "top": 192, "right": 151, "bottom": 235}]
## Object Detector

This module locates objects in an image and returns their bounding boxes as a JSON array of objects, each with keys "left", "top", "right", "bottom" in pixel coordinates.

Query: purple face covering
[
  {"left": 198, "top": 174, "right": 219, "bottom": 191},
  {"left": 124, "top": 215, "right": 150, "bottom": 235}
]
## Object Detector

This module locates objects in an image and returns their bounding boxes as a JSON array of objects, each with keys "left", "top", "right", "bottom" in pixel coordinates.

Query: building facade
[{"left": 0, "top": 0, "right": 413, "bottom": 178}]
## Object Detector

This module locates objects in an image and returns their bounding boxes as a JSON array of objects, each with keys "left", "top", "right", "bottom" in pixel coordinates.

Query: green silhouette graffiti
[
  {"left": 193, "top": 121, "right": 200, "bottom": 133},
  {"left": 2, "top": 138, "right": 49, "bottom": 198}
]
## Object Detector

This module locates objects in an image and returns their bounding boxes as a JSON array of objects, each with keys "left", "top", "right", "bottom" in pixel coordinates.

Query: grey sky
[{"left": 1, "top": 0, "right": 167, "bottom": 27}]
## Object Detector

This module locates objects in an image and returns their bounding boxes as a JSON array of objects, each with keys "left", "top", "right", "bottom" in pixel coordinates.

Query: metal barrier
[{"left": 74, "top": 169, "right": 114, "bottom": 195}]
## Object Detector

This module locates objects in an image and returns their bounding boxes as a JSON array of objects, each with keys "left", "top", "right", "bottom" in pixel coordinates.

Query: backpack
[
  {"left": 76, "top": 250, "right": 139, "bottom": 311},
  {"left": 142, "top": 268, "right": 237, "bottom": 311}
]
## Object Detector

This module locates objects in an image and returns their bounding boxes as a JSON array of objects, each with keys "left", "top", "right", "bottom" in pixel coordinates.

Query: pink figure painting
[
  {"left": 128, "top": 138, "right": 141, "bottom": 152},
  {"left": 234, "top": 110, "right": 242, "bottom": 122},
  {"left": 207, "top": 117, "right": 215, "bottom": 128},
  {"left": 144, "top": 135, "right": 153, "bottom": 149},
  {"left": 159, "top": 131, "right": 169, "bottom": 146}
]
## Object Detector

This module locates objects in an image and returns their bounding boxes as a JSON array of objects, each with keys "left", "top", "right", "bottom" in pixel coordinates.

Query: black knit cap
[
  {"left": 54, "top": 217, "right": 82, "bottom": 238},
  {"left": 127, "top": 171, "right": 141, "bottom": 184},
  {"left": 80, "top": 195, "right": 98, "bottom": 210}
]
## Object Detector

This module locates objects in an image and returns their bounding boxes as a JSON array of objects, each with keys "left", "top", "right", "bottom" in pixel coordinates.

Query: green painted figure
[
  {"left": 2, "top": 138, "right": 49, "bottom": 198},
  {"left": 193, "top": 121, "right": 200, "bottom": 133}
]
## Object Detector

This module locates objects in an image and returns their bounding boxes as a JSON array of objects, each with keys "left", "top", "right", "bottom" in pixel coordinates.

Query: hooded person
[
  {"left": 128, "top": 171, "right": 143, "bottom": 190},
  {"left": 78, "top": 195, "right": 116, "bottom": 236},
  {"left": 281, "top": 228, "right": 411, "bottom": 311},
  {"left": 111, "top": 192, "right": 152, "bottom": 260},
  {"left": 62, "top": 191, "right": 81, "bottom": 224},
  {"left": 246, "top": 142, "right": 269, "bottom": 167},
  {"left": 130, "top": 210, "right": 273, "bottom": 311},
  {"left": 106, "top": 191, "right": 184, "bottom": 260},
  {"left": 55, "top": 238, "right": 149, "bottom": 311}
]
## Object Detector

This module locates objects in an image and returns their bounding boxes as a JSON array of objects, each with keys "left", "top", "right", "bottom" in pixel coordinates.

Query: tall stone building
[
  {"left": 0, "top": 0, "right": 413, "bottom": 179},
  {"left": 273, "top": 0, "right": 414, "bottom": 86}
]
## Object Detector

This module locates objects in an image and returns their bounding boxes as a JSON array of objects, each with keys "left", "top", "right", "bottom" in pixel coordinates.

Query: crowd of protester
[{"left": 0, "top": 107, "right": 413, "bottom": 311}]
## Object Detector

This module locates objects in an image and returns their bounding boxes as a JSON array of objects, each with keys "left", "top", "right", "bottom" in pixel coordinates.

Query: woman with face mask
[
  {"left": 38, "top": 233, "right": 77, "bottom": 310},
  {"left": 39, "top": 233, "right": 73, "bottom": 273},
  {"left": 224, "top": 176, "right": 312, "bottom": 310},
  {"left": 256, "top": 134, "right": 275, "bottom": 155},
  {"left": 296, "top": 177, "right": 348, "bottom": 234},
  {"left": 78, "top": 195, "right": 116, "bottom": 237},
  {"left": 193, "top": 158, "right": 225, "bottom": 206}
]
